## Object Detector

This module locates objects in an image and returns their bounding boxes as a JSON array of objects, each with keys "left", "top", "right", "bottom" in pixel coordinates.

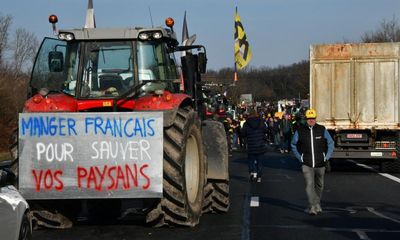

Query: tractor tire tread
[{"left": 146, "top": 106, "right": 205, "bottom": 227}]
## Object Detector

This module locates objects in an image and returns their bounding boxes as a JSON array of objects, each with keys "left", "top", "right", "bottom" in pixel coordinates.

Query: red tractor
[{"left": 11, "top": 9, "right": 229, "bottom": 228}]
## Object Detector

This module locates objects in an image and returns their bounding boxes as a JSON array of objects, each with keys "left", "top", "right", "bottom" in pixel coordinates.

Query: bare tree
[
  {"left": 0, "top": 13, "right": 12, "bottom": 67},
  {"left": 0, "top": 13, "right": 40, "bottom": 152},
  {"left": 361, "top": 16, "right": 400, "bottom": 43},
  {"left": 11, "top": 27, "right": 39, "bottom": 74}
]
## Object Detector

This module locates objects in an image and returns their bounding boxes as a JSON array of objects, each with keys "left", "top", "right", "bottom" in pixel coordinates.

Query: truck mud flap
[{"left": 202, "top": 120, "right": 229, "bottom": 181}]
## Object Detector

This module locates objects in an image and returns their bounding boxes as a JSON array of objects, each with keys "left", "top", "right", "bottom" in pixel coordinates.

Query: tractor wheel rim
[{"left": 185, "top": 133, "right": 200, "bottom": 205}]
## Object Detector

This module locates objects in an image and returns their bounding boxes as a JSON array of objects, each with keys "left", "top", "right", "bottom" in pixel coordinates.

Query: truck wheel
[
  {"left": 202, "top": 181, "right": 229, "bottom": 213},
  {"left": 146, "top": 107, "right": 205, "bottom": 227}
]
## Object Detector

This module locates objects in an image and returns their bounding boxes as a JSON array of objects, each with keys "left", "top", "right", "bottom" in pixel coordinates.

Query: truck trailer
[{"left": 310, "top": 42, "right": 400, "bottom": 172}]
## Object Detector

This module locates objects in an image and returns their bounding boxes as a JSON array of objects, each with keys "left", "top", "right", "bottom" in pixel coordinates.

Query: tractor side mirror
[
  {"left": 198, "top": 52, "right": 207, "bottom": 74},
  {"left": 48, "top": 51, "right": 64, "bottom": 72}
]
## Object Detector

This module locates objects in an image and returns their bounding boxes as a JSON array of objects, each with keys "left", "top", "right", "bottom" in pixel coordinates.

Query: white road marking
[
  {"left": 250, "top": 196, "right": 259, "bottom": 207},
  {"left": 348, "top": 160, "right": 400, "bottom": 184},
  {"left": 354, "top": 229, "right": 370, "bottom": 240},
  {"left": 367, "top": 207, "right": 400, "bottom": 224},
  {"left": 379, "top": 173, "right": 400, "bottom": 184}
]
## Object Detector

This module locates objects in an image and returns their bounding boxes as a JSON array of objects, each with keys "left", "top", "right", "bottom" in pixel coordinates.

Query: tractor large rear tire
[
  {"left": 146, "top": 107, "right": 206, "bottom": 227},
  {"left": 202, "top": 181, "right": 229, "bottom": 213}
]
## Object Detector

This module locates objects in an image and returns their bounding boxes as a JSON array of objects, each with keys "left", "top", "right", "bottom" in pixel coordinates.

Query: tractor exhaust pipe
[{"left": 84, "top": 0, "right": 96, "bottom": 28}]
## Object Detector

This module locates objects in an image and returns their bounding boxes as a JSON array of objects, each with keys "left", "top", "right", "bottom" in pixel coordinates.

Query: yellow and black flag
[{"left": 234, "top": 9, "right": 252, "bottom": 70}]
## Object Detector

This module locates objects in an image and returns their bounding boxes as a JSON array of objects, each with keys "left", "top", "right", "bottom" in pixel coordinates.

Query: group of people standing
[
  {"left": 227, "top": 107, "right": 334, "bottom": 216},
  {"left": 228, "top": 109, "right": 301, "bottom": 154}
]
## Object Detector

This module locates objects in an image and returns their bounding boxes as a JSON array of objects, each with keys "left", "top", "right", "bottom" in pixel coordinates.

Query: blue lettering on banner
[
  {"left": 58, "top": 118, "right": 66, "bottom": 136},
  {"left": 84, "top": 117, "right": 156, "bottom": 138},
  {"left": 134, "top": 119, "right": 144, "bottom": 137},
  {"left": 21, "top": 116, "right": 77, "bottom": 137},
  {"left": 147, "top": 119, "right": 155, "bottom": 136},
  {"left": 104, "top": 118, "right": 114, "bottom": 136},
  {"left": 21, "top": 115, "right": 157, "bottom": 138},
  {"left": 95, "top": 117, "right": 104, "bottom": 135},
  {"left": 67, "top": 118, "right": 77, "bottom": 136},
  {"left": 85, "top": 117, "right": 94, "bottom": 134},
  {"left": 48, "top": 117, "right": 57, "bottom": 135},
  {"left": 21, "top": 117, "right": 32, "bottom": 136},
  {"left": 124, "top": 119, "right": 134, "bottom": 137},
  {"left": 113, "top": 118, "right": 122, "bottom": 137}
]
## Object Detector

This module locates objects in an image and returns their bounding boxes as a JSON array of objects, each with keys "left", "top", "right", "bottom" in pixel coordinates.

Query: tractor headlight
[
  {"left": 138, "top": 31, "right": 163, "bottom": 40},
  {"left": 152, "top": 31, "right": 162, "bottom": 39},
  {"left": 138, "top": 32, "right": 150, "bottom": 40},
  {"left": 58, "top": 32, "right": 75, "bottom": 41}
]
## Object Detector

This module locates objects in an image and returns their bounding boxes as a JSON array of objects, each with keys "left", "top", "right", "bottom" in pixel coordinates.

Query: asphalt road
[{"left": 32, "top": 148, "right": 400, "bottom": 240}]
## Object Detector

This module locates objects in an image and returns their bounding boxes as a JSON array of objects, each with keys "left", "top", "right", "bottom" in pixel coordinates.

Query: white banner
[{"left": 18, "top": 112, "right": 163, "bottom": 199}]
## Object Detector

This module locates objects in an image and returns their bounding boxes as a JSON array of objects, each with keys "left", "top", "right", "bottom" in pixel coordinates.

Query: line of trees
[
  {"left": 362, "top": 16, "right": 400, "bottom": 43},
  {"left": 205, "top": 60, "right": 310, "bottom": 104},
  {"left": 0, "top": 13, "right": 39, "bottom": 151}
]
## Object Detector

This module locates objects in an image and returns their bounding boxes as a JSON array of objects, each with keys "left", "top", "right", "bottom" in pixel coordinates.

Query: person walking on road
[
  {"left": 290, "top": 109, "right": 334, "bottom": 215},
  {"left": 272, "top": 114, "right": 282, "bottom": 151},
  {"left": 280, "top": 113, "right": 293, "bottom": 153},
  {"left": 242, "top": 108, "right": 268, "bottom": 182}
]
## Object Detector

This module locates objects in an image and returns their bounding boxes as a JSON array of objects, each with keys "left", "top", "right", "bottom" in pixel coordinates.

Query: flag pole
[
  {"left": 233, "top": 6, "right": 238, "bottom": 83},
  {"left": 233, "top": 6, "right": 252, "bottom": 83}
]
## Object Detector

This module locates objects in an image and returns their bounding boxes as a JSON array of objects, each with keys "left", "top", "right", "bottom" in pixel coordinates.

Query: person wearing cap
[{"left": 290, "top": 109, "right": 334, "bottom": 215}]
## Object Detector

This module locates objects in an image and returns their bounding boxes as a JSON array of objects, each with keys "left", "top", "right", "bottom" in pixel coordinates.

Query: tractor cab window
[
  {"left": 136, "top": 41, "right": 179, "bottom": 94},
  {"left": 31, "top": 38, "right": 179, "bottom": 99},
  {"left": 31, "top": 38, "right": 80, "bottom": 96},
  {"left": 80, "top": 41, "right": 134, "bottom": 98}
]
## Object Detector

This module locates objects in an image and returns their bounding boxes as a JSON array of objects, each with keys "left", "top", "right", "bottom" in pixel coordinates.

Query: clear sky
[{"left": 2, "top": 0, "right": 400, "bottom": 70}]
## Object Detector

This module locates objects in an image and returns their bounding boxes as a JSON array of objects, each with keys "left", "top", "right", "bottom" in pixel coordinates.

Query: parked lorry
[
  {"left": 10, "top": 2, "right": 229, "bottom": 227},
  {"left": 310, "top": 42, "right": 400, "bottom": 172}
]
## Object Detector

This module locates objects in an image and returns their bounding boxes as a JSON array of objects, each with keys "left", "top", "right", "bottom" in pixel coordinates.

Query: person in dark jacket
[
  {"left": 291, "top": 109, "right": 334, "bottom": 215},
  {"left": 280, "top": 113, "right": 293, "bottom": 153},
  {"left": 242, "top": 108, "right": 268, "bottom": 182}
]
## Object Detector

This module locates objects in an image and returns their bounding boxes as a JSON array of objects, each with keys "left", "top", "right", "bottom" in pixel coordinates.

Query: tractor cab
[
  {"left": 32, "top": 27, "right": 179, "bottom": 98},
  {"left": 28, "top": 17, "right": 207, "bottom": 113}
]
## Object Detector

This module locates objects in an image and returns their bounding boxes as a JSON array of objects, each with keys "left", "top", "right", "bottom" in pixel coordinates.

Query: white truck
[{"left": 310, "top": 42, "right": 400, "bottom": 172}]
